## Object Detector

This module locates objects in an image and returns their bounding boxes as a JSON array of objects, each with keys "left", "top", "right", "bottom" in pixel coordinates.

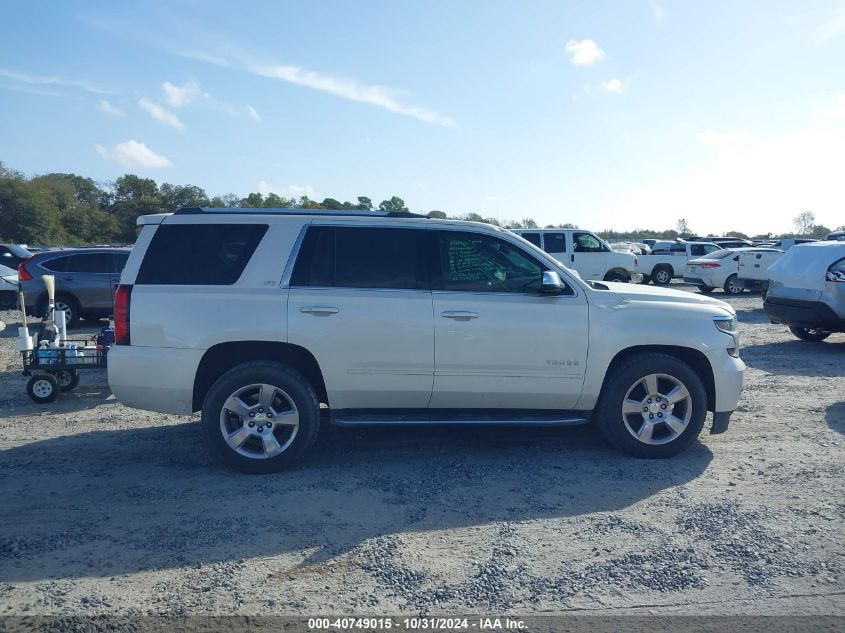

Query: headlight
[
  {"left": 714, "top": 316, "right": 736, "bottom": 333},
  {"left": 826, "top": 257, "right": 845, "bottom": 282}
]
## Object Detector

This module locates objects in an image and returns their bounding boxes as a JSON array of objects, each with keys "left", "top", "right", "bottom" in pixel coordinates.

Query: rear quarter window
[{"left": 135, "top": 224, "right": 268, "bottom": 285}]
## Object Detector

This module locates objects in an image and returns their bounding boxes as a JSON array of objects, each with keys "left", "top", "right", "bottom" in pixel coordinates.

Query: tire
[
  {"left": 761, "top": 288, "right": 767, "bottom": 301},
  {"left": 53, "top": 368, "right": 80, "bottom": 392},
  {"left": 698, "top": 286, "right": 715, "bottom": 294},
  {"left": 652, "top": 266, "right": 673, "bottom": 286},
  {"left": 37, "top": 294, "right": 81, "bottom": 327},
  {"left": 639, "top": 275, "right": 651, "bottom": 285},
  {"left": 723, "top": 274, "right": 743, "bottom": 295},
  {"left": 789, "top": 326, "right": 831, "bottom": 342},
  {"left": 594, "top": 353, "right": 707, "bottom": 458},
  {"left": 27, "top": 374, "right": 59, "bottom": 404},
  {"left": 202, "top": 361, "right": 320, "bottom": 473},
  {"left": 603, "top": 272, "right": 628, "bottom": 283}
]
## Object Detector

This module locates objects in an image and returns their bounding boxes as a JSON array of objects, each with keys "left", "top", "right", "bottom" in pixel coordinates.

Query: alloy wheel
[
  {"left": 621, "top": 373, "right": 693, "bottom": 445},
  {"left": 219, "top": 383, "right": 300, "bottom": 459}
]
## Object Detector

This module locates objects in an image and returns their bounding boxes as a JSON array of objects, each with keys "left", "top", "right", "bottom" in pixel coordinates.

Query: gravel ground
[{"left": 0, "top": 286, "right": 843, "bottom": 617}]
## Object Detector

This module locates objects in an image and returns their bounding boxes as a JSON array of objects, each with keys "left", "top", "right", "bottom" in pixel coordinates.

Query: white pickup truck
[
  {"left": 639, "top": 241, "right": 721, "bottom": 285},
  {"left": 510, "top": 229, "right": 641, "bottom": 283},
  {"left": 736, "top": 248, "right": 784, "bottom": 296}
]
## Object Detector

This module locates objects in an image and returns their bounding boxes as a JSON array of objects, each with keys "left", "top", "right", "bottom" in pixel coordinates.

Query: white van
[{"left": 511, "top": 229, "right": 641, "bottom": 282}]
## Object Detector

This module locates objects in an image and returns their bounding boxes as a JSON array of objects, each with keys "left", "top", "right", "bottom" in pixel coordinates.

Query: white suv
[{"left": 108, "top": 208, "right": 745, "bottom": 473}]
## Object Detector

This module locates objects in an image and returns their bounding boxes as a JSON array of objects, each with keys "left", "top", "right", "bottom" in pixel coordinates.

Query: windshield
[{"left": 2, "top": 244, "right": 32, "bottom": 258}]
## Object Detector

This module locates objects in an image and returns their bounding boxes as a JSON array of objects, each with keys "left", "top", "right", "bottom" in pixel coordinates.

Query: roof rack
[{"left": 174, "top": 207, "right": 428, "bottom": 219}]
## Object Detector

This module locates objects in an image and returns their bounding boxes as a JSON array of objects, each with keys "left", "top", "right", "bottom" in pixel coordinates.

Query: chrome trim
[{"left": 331, "top": 416, "right": 589, "bottom": 427}]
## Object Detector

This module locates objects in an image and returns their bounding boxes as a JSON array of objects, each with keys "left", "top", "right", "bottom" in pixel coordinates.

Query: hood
[
  {"left": 768, "top": 241, "right": 845, "bottom": 292},
  {"left": 595, "top": 281, "right": 734, "bottom": 313}
]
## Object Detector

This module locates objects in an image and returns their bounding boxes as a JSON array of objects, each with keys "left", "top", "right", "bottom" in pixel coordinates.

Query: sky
[{"left": 1, "top": 0, "right": 844, "bottom": 236}]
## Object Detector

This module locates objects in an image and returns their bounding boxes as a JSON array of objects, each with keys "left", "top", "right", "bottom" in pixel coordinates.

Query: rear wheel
[
  {"left": 789, "top": 326, "right": 831, "bottom": 342},
  {"left": 652, "top": 266, "right": 672, "bottom": 286},
  {"left": 37, "top": 294, "right": 81, "bottom": 327},
  {"left": 594, "top": 353, "right": 707, "bottom": 458},
  {"left": 723, "top": 274, "right": 743, "bottom": 295},
  {"left": 603, "top": 272, "right": 628, "bottom": 283},
  {"left": 54, "top": 369, "right": 80, "bottom": 392},
  {"left": 202, "top": 361, "right": 320, "bottom": 473}
]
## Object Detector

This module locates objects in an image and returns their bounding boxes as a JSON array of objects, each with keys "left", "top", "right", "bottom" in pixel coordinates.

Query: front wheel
[
  {"left": 594, "top": 353, "right": 707, "bottom": 458},
  {"left": 27, "top": 374, "right": 59, "bottom": 404},
  {"left": 789, "top": 326, "right": 831, "bottom": 342},
  {"left": 723, "top": 274, "right": 743, "bottom": 295},
  {"left": 202, "top": 361, "right": 320, "bottom": 473}
]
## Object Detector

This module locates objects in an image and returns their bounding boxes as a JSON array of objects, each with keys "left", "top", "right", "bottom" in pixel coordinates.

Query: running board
[{"left": 330, "top": 409, "right": 590, "bottom": 427}]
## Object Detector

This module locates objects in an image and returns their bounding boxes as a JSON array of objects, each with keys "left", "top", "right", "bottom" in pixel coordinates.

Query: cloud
[
  {"left": 97, "top": 99, "right": 125, "bottom": 117},
  {"left": 139, "top": 98, "right": 185, "bottom": 131},
  {"left": 649, "top": 0, "right": 666, "bottom": 24},
  {"left": 95, "top": 140, "right": 172, "bottom": 168},
  {"left": 0, "top": 67, "right": 112, "bottom": 94},
  {"left": 565, "top": 39, "right": 606, "bottom": 66},
  {"left": 601, "top": 78, "right": 623, "bottom": 94},
  {"left": 251, "top": 64, "right": 456, "bottom": 127},
  {"left": 696, "top": 129, "right": 750, "bottom": 144},
  {"left": 162, "top": 80, "right": 202, "bottom": 107},
  {"left": 246, "top": 105, "right": 261, "bottom": 121},
  {"left": 257, "top": 180, "right": 317, "bottom": 199}
]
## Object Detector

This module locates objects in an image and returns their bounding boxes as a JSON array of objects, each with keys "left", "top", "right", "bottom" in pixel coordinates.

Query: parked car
[
  {"left": 736, "top": 248, "right": 784, "bottom": 296},
  {"left": 641, "top": 239, "right": 658, "bottom": 250},
  {"left": 18, "top": 247, "right": 130, "bottom": 325},
  {"left": 767, "top": 238, "right": 817, "bottom": 250},
  {"left": 108, "top": 207, "right": 745, "bottom": 472},
  {"left": 764, "top": 242, "right": 845, "bottom": 341},
  {"left": 0, "top": 263, "right": 19, "bottom": 309},
  {"left": 0, "top": 244, "right": 33, "bottom": 269},
  {"left": 639, "top": 241, "right": 722, "bottom": 285},
  {"left": 510, "top": 229, "right": 642, "bottom": 282},
  {"left": 827, "top": 231, "right": 845, "bottom": 241},
  {"left": 684, "top": 249, "right": 741, "bottom": 295},
  {"left": 698, "top": 237, "right": 754, "bottom": 248}
]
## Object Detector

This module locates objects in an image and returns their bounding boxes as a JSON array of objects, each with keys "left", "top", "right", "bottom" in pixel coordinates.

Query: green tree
[
  {"left": 106, "top": 175, "right": 163, "bottom": 242},
  {"left": 0, "top": 178, "right": 64, "bottom": 244},
  {"left": 158, "top": 183, "right": 210, "bottom": 212},
  {"left": 793, "top": 211, "right": 815, "bottom": 236},
  {"left": 427, "top": 210, "right": 447, "bottom": 219},
  {"left": 809, "top": 224, "right": 832, "bottom": 239},
  {"left": 355, "top": 196, "right": 373, "bottom": 210},
  {"left": 241, "top": 192, "right": 264, "bottom": 207},
  {"left": 378, "top": 196, "right": 408, "bottom": 212},
  {"left": 321, "top": 198, "right": 343, "bottom": 209},
  {"left": 725, "top": 230, "right": 749, "bottom": 239}
]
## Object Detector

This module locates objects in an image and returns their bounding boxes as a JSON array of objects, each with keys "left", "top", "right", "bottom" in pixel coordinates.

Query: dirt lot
[{"left": 0, "top": 287, "right": 843, "bottom": 617}]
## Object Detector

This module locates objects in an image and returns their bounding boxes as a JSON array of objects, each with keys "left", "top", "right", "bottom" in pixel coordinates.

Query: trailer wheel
[
  {"left": 27, "top": 374, "right": 59, "bottom": 404},
  {"left": 53, "top": 369, "right": 80, "bottom": 392}
]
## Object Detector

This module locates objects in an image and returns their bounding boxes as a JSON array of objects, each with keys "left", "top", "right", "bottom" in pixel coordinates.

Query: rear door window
[
  {"left": 291, "top": 226, "right": 427, "bottom": 290},
  {"left": 136, "top": 224, "right": 268, "bottom": 285},
  {"left": 544, "top": 233, "right": 567, "bottom": 252},
  {"left": 41, "top": 256, "right": 69, "bottom": 272},
  {"left": 64, "top": 253, "right": 114, "bottom": 273}
]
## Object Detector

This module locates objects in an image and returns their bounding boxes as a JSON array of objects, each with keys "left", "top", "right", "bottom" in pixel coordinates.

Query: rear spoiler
[{"left": 137, "top": 213, "right": 172, "bottom": 226}]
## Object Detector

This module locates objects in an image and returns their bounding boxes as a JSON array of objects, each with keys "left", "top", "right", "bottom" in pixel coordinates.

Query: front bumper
[
  {"left": 764, "top": 296, "right": 845, "bottom": 331},
  {"left": 707, "top": 350, "right": 745, "bottom": 433}
]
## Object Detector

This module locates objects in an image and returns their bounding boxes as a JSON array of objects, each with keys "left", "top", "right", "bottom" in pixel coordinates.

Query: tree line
[{"left": 0, "top": 161, "right": 839, "bottom": 246}]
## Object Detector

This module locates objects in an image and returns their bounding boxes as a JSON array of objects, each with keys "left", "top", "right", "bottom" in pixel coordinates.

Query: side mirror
[{"left": 541, "top": 270, "right": 564, "bottom": 293}]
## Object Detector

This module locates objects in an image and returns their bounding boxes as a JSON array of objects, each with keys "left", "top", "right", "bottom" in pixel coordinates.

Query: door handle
[
  {"left": 570, "top": 254, "right": 575, "bottom": 263},
  {"left": 441, "top": 311, "right": 478, "bottom": 320},
  {"left": 300, "top": 306, "right": 339, "bottom": 315}
]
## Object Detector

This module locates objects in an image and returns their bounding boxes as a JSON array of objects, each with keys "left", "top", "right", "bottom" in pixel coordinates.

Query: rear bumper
[
  {"left": 764, "top": 296, "right": 845, "bottom": 331},
  {"left": 683, "top": 276, "right": 707, "bottom": 286},
  {"left": 108, "top": 345, "right": 203, "bottom": 415},
  {"left": 737, "top": 278, "right": 767, "bottom": 291}
]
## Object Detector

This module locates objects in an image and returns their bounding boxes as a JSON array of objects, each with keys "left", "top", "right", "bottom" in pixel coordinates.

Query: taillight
[
  {"left": 114, "top": 284, "right": 132, "bottom": 345},
  {"left": 17, "top": 259, "right": 33, "bottom": 281},
  {"left": 700, "top": 262, "right": 721, "bottom": 268}
]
